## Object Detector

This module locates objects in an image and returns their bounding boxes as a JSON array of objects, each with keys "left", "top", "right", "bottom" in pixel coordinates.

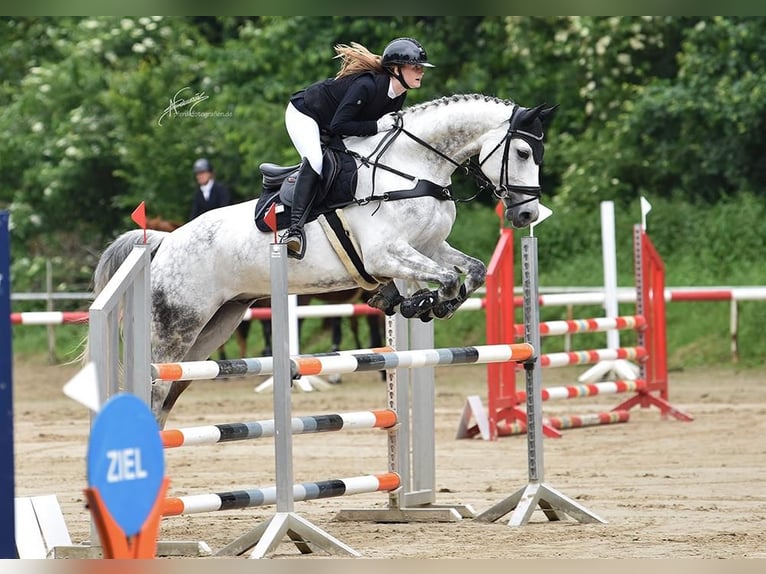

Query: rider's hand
[{"left": 376, "top": 114, "right": 396, "bottom": 133}]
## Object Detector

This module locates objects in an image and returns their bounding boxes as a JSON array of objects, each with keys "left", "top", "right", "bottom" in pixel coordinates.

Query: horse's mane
[{"left": 401, "top": 93, "right": 514, "bottom": 116}]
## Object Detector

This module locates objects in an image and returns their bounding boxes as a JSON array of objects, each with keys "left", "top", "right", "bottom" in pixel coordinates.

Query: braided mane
[{"left": 402, "top": 93, "right": 514, "bottom": 115}]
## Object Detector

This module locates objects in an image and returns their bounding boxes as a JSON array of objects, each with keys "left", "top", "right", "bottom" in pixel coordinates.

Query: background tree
[{"left": 1, "top": 16, "right": 765, "bottom": 321}]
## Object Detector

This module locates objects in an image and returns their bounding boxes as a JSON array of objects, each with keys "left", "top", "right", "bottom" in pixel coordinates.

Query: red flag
[
  {"left": 264, "top": 203, "right": 278, "bottom": 243},
  {"left": 131, "top": 201, "right": 147, "bottom": 244}
]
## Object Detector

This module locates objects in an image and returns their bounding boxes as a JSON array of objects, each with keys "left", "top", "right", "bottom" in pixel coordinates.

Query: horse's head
[{"left": 478, "top": 103, "right": 558, "bottom": 228}]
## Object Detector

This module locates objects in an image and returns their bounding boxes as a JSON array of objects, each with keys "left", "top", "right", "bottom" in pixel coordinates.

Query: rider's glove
[{"left": 376, "top": 114, "right": 397, "bottom": 132}]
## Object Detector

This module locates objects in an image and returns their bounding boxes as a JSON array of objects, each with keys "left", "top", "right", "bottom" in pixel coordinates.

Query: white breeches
[{"left": 285, "top": 102, "right": 323, "bottom": 175}]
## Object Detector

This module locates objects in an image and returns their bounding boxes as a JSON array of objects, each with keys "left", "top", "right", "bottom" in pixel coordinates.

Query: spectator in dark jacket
[{"left": 189, "top": 157, "right": 232, "bottom": 220}]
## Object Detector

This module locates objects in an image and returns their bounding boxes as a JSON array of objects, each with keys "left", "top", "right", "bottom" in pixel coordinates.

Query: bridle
[
  {"left": 475, "top": 104, "right": 544, "bottom": 204},
  {"left": 346, "top": 103, "right": 544, "bottom": 208}
]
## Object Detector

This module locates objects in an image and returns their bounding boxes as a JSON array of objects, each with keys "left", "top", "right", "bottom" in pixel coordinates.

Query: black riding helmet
[
  {"left": 381, "top": 38, "right": 434, "bottom": 89},
  {"left": 193, "top": 158, "right": 213, "bottom": 174}
]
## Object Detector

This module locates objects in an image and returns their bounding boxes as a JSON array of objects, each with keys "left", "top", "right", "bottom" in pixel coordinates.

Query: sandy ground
[{"left": 11, "top": 358, "right": 766, "bottom": 560}]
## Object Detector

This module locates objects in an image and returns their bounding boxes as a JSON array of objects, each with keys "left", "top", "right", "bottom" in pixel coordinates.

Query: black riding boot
[{"left": 280, "top": 159, "right": 321, "bottom": 260}]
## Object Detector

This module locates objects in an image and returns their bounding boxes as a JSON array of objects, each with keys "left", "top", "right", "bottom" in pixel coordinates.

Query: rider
[{"left": 280, "top": 37, "right": 434, "bottom": 259}]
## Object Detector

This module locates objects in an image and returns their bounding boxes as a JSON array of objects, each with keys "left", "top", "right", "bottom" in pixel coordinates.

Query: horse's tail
[
  {"left": 93, "top": 229, "right": 167, "bottom": 295},
  {"left": 74, "top": 229, "right": 168, "bottom": 367}
]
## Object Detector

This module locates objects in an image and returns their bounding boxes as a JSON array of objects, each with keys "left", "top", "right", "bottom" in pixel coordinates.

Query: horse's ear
[
  {"left": 527, "top": 103, "right": 547, "bottom": 120},
  {"left": 539, "top": 104, "right": 559, "bottom": 126},
  {"left": 512, "top": 103, "right": 545, "bottom": 128}
]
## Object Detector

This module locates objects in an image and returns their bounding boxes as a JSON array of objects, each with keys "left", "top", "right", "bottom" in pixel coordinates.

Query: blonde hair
[{"left": 334, "top": 42, "right": 385, "bottom": 78}]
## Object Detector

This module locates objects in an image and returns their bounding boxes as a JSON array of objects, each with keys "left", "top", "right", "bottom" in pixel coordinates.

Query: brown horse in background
[
  {"left": 145, "top": 216, "right": 183, "bottom": 232},
  {"left": 240, "top": 288, "right": 384, "bottom": 357}
]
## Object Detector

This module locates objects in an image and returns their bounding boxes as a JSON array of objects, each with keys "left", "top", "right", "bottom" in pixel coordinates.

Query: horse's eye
[{"left": 517, "top": 149, "right": 530, "bottom": 160}]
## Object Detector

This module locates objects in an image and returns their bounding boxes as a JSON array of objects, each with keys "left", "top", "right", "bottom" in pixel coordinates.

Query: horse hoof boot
[
  {"left": 400, "top": 300, "right": 417, "bottom": 319},
  {"left": 433, "top": 285, "right": 467, "bottom": 319},
  {"left": 400, "top": 288, "right": 437, "bottom": 319},
  {"left": 368, "top": 290, "right": 403, "bottom": 316},
  {"left": 433, "top": 298, "right": 460, "bottom": 319}
]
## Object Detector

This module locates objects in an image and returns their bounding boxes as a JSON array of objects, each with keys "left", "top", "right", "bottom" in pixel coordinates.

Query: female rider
[{"left": 280, "top": 37, "right": 434, "bottom": 259}]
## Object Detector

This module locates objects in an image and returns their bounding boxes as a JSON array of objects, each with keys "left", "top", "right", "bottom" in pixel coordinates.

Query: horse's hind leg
[
  {"left": 152, "top": 299, "right": 253, "bottom": 428},
  {"left": 150, "top": 296, "right": 206, "bottom": 428},
  {"left": 152, "top": 380, "right": 192, "bottom": 430}
]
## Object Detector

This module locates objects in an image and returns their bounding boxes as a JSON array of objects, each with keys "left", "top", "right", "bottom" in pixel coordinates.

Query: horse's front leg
[
  {"left": 367, "top": 282, "right": 404, "bottom": 316},
  {"left": 364, "top": 242, "right": 461, "bottom": 319},
  {"left": 428, "top": 242, "right": 487, "bottom": 319}
]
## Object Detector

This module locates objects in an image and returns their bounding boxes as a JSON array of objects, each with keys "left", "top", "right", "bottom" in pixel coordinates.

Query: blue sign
[{"left": 87, "top": 393, "right": 165, "bottom": 537}]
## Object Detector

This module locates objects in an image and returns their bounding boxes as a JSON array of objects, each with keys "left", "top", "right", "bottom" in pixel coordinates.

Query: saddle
[{"left": 253, "top": 147, "right": 358, "bottom": 232}]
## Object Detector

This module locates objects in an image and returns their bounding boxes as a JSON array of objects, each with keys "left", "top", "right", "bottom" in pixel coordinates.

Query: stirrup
[{"left": 280, "top": 227, "right": 306, "bottom": 260}]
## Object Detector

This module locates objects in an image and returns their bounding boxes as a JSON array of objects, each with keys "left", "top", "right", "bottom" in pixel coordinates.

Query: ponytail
[{"left": 334, "top": 42, "right": 385, "bottom": 78}]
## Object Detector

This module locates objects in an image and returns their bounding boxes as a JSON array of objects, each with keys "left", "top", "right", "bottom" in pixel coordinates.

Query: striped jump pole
[
  {"left": 540, "top": 346, "right": 647, "bottom": 368},
  {"left": 161, "top": 409, "right": 397, "bottom": 448},
  {"left": 474, "top": 210, "right": 693, "bottom": 443},
  {"left": 500, "top": 410, "right": 631, "bottom": 436},
  {"left": 501, "top": 377, "right": 640, "bottom": 436},
  {"left": 163, "top": 473, "right": 401, "bottom": 517},
  {"left": 246, "top": 303, "right": 383, "bottom": 320},
  {"left": 477, "top": 350, "right": 647, "bottom": 439},
  {"left": 290, "top": 344, "right": 533, "bottom": 377},
  {"left": 152, "top": 343, "right": 535, "bottom": 383},
  {"left": 516, "top": 379, "right": 647, "bottom": 402},
  {"left": 10, "top": 311, "right": 89, "bottom": 325},
  {"left": 475, "top": 379, "right": 647, "bottom": 440},
  {"left": 513, "top": 315, "right": 646, "bottom": 338},
  {"left": 151, "top": 346, "right": 393, "bottom": 382},
  {"left": 245, "top": 297, "right": 487, "bottom": 320}
]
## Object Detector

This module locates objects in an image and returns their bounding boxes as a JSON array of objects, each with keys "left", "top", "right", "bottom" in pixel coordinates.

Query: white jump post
[
  {"left": 334, "top": 280, "right": 475, "bottom": 523},
  {"left": 218, "top": 241, "right": 359, "bottom": 559},
  {"left": 476, "top": 213, "right": 607, "bottom": 527},
  {"left": 89, "top": 244, "right": 152, "bottom": 406},
  {"left": 579, "top": 200, "right": 639, "bottom": 383},
  {"left": 82, "top": 243, "right": 151, "bottom": 551}
]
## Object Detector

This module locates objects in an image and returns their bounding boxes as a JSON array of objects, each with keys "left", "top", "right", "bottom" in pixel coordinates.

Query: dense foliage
[{"left": 3, "top": 17, "right": 765, "bottom": 365}]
